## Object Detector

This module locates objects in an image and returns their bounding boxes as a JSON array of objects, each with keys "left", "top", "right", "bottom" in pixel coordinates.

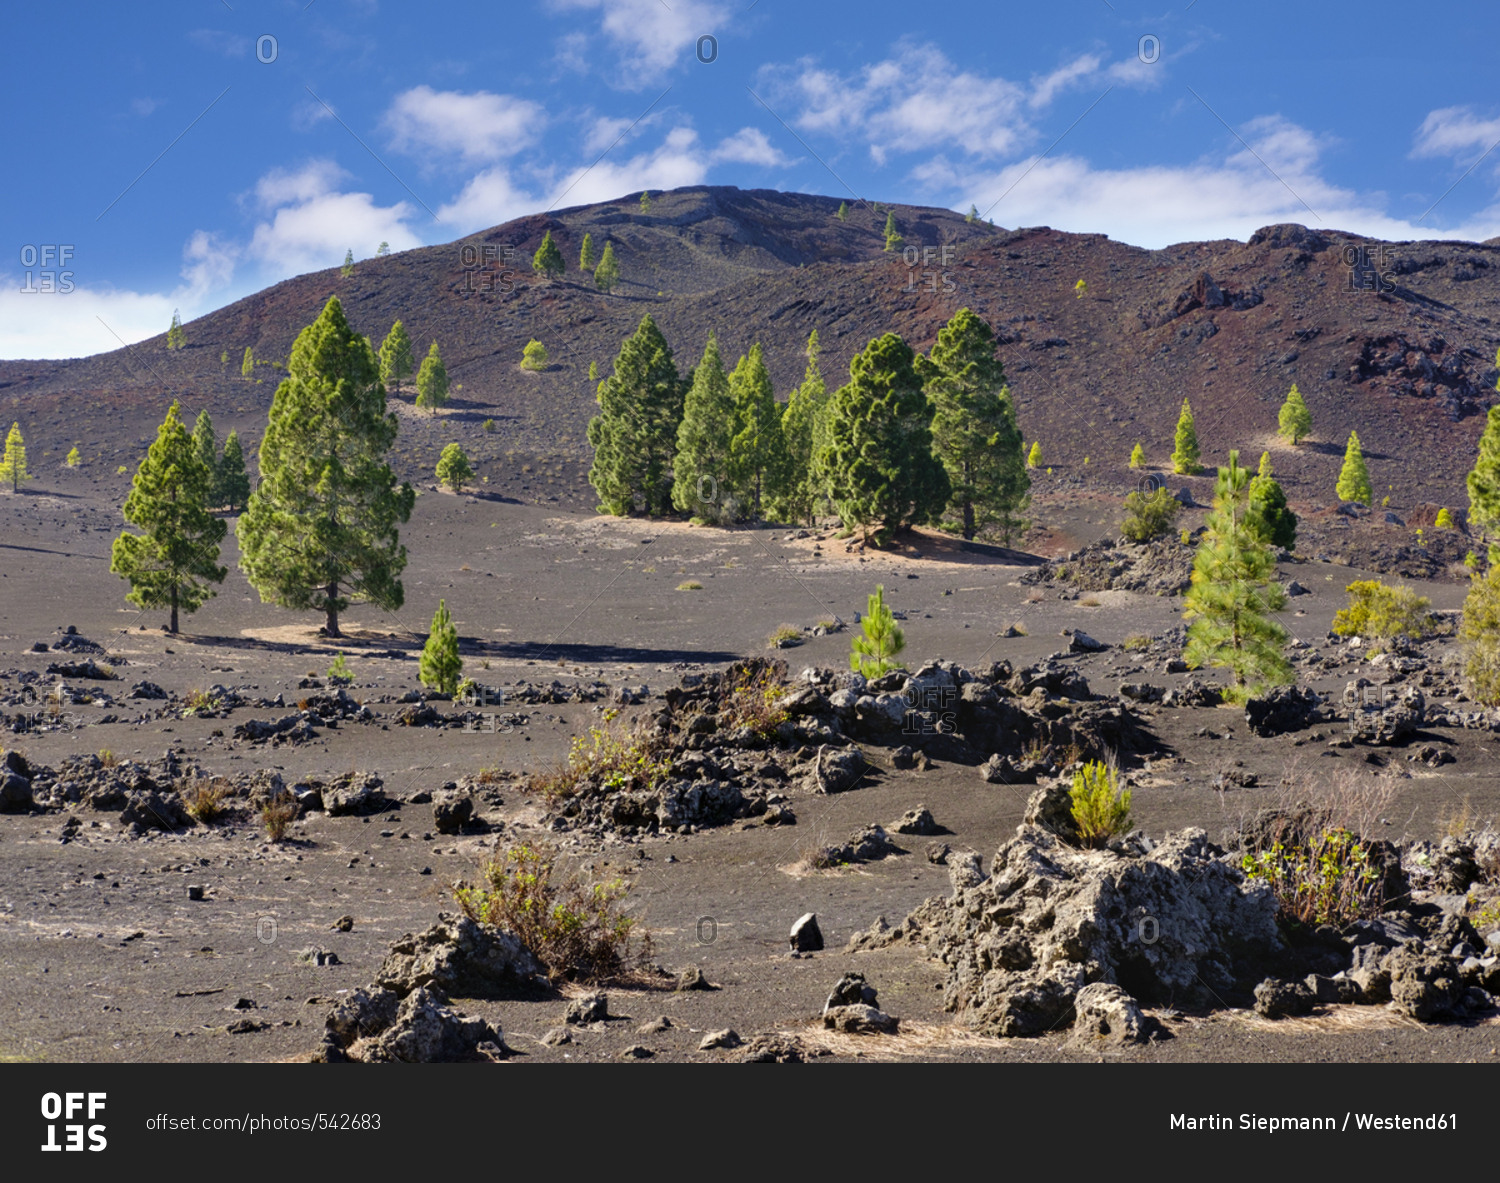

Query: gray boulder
[{"left": 375, "top": 913, "right": 540, "bottom": 997}]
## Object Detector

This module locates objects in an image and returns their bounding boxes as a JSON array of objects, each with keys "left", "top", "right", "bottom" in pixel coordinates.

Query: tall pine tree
[
  {"left": 415, "top": 341, "right": 449, "bottom": 416},
  {"left": 920, "top": 307, "right": 1029, "bottom": 542},
  {"left": 587, "top": 314, "right": 683, "bottom": 516},
  {"left": 672, "top": 334, "right": 737, "bottom": 524},
  {"left": 379, "top": 320, "right": 414, "bottom": 398},
  {"left": 218, "top": 430, "right": 251, "bottom": 513},
  {"left": 110, "top": 400, "right": 227, "bottom": 633},
  {"left": 772, "top": 330, "right": 831, "bottom": 526},
  {"left": 1171, "top": 399, "right": 1201, "bottom": 475},
  {"left": 819, "top": 333, "right": 950, "bottom": 545},
  {"left": 1277, "top": 383, "right": 1312, "bottom": 444},
  {"left": 0, "top": 422, "right": 29, "bottom": 493},
  {"left": 727, "top": 343, "right": 790, "bottom": 520},
  {"left": 1336, "top": 430, "right": 1372, "bottom": 505},
  {"left": 237, "top": 296, "right": 415, "bottom": 638},
  {"left": 593, "top": 241, "right": 620, "bottom": 292},
  {"left": 532, "top": 230, "right": 564, "bottom": 279},
  {"left": 191, "top": 410, "right": 219, "bottom": 504},
  {"left": 579, "top": 232, "right": 597, "bottom": 272},
  {"left": 1182, "top": 450, "right": 1292, "bottom": 701}
]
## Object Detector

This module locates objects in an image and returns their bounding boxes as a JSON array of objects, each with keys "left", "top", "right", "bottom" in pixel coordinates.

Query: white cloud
[
  {"left": 549, "top": 0, "right": 730, "bottom": 81},
  {"left": 544, "top": 126, "right": 710, "bottom": 210},
  {"left": 180, "top": 231, "right": 238, "bottom": 301},
  {"left": 1412, "top": 106, "right": 1500, "bottom": 161},
  {"left": 935, "top": 115, "right": 1500, "bottom": 249},
  {"left": 187, "top": 29, "right": 248, "bottom": 58},
  {"left": 436, "top": 168, "right": 542, "bottom": 235},
  {"left": 1029, "top": 54, "right": 1103, "bottom": 110},
  {"left": 582, "top": 113, "right": 641, "bottom": 157},
  {"left": 130, "top": 97, "right": 161, "bottom": 118},
  {"left": 710, "top": 127, "right": 791, "bottom": 168},
  {"left": 383, "top": 86, "right": 544, "bottom": 164},
  {"left": 247, "top": 161, "right": 424, "bottom": 276}
]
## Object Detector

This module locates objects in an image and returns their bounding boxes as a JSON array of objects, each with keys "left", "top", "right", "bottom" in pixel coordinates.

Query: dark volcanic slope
[{"left": 3, "top": 186, "right": 1500, "bottom": 515}]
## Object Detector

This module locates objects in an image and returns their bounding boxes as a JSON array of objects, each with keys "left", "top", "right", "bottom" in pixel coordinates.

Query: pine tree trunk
[
  {"left": 963, "top": 500, "right": 975, "bottom": 541},
  {"left": 325, "top": 579, "right": 341, "bottom": 638},
  {"left": 170, "top": 585, "right": 179, "bottom": 635}
]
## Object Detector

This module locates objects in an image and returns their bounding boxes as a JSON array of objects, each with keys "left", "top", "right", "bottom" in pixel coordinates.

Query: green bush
[
  {"left": 851, "top": 585, "right": 905, "bottom": 678},
  {"left": 1331, "top": 580, "right": 1433, "bottom": 641},
  {"left": 326, "top": 652, "right": 354, "bottom": 685},
  {"left": 1120, "top": 487, "right": 1181, "bottom": 542},
  {"left": 1241, "top": 828, "right": 1383, "bottom": 927},
  {"left": 455, "top": 841, "right": 651, "bottom": 983},
  {"left": 1069, "top": 760, "right": 1132, "bottom": 848}
]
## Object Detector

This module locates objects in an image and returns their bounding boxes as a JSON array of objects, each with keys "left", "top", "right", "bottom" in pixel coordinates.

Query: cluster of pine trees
[
  {"left": 586, "top": 309, "right": 1030, "bottom": 545},
  {"left": 111, "top": 297, "right": 416, "bottom": 637}
]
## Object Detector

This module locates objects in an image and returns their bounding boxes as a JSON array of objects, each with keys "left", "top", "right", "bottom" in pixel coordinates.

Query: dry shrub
[
  {"left": 718, "top": 660, "right": 791, "bottom": 736},
  {"left": 454, "top": 841, "right": 650, "bottom": 984},
  {"left": 261, "top": 792, "right": 299, "bottom": 842},
  {"left": 528, "top": 709, "right": 668, "bottom": 804},
  {"left": 180, "top": 777, "right": 231, "bottom": 823}
]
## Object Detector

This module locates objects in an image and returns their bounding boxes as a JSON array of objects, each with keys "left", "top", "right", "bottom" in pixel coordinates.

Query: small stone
[
  {"left": 187, "top": 885, "right": 205, "bottom": 902},
  {"left": 620, "top": 1044, "right": 654, "bottom": 1060},
  {"left": 564, "top": 992, "right": 609, "bottom": 1025},
  {"left": 330, "top": 915, "right": 355, "bottom": 932},
  {"left": 789, "top": 912, "right": 824, "bottom": 953},
  {"left": 676, "top": 966, "right": 715, "bottom": 992},
  {"left": 540, "top": 1028, "right": 573, "bottom": 1047},
  {"left": 637, "top": 1015, "right": 673, "bottom": 1035},
  {"left": 699, "top": 1029, "right": 742, "bottom": 1051}
]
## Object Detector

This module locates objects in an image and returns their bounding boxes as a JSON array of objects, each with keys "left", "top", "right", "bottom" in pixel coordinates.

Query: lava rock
[
  {"left": 375, "top": 913, "right": 540, "bottom": 998},
  {"left": 789, "top": 912, "right": 824, "bottom": 953}
]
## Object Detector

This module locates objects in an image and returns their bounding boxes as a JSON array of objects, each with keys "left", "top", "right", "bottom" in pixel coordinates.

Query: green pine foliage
[
  {"left": 1247, "top": 453, "right": 1297, "bottom": 551},
  {"left": 0, "top": 422, "right": 29, "bottom": 492},
  {"left": 966, "top": 204, "right": 979, "bottom": 223},
  {"left": 236, "top": 296, "right": 416, "bottom": 638},
  {"left": 532, "top": 230, "right": 564, "bottom": 279},
  {"left": 835, "top": 202, "right": 848, "bottom": 222},
  {"left": 436, "top": 443, "right": 474, "bottom": 492},
  {"left": 1336, "top": 431, "right": 1372, "bottom": 505},
  {"left": 166, "top": 309, "right": 185, "bottom": 351},
  {"left": 1171, "top": 399, "right": 1200, "bottom": 475},
  {"left": 639, "top": 191, "right": 652, "bottom": 212},
  {"left": 851, "top": 585, "right": 905, "bottom": 678},
  {"left": 420, "top": 599, "right": 463, "bottom": 695},
  {"left": 218, "top": 430, "right": 251, "bottom": 513},
  {"left": 1277, "top": 383, "right": 1312, "bottom": 444},
  {"left": 242, "top": 347, "right": 255, "bottom": 380},
  {"left": 818, "top": 333, "right": 950, "bottom": 545},
  {"left": 1182, "top": 450, "right": 1293, "bottom": 701},
  {"left": 586, "top": 314, "right": 683, "bottom": 516},
  {"left": 521, "top": 340, "right": 549, "bottom": 371},
  {"left": 921, "top": 307, "right": 1029, "bottom": 543},
  {"left": 1460, "top": 565, "right": 1500, "bottom": 704},
  {"left": 1466, "top": 404, "right": 1500, "bottom": 549},
  {"left": 1026, "top": 441, "right": 1042, "bottom": 469},
  {"left": 1129, "top": 443, "right": 1146, "bottom": 469},
  {"left": 593, "top": 241, "right": 620, "bottom": 292},
  {"left": 1120, "top": 487, "right": 1181, "bottom": 542},
  {"left": 1069, "top": 760, "right": 1132, "bottom": 848},
  {"left": 341, "top": 249, "right": 354, "bottom": 278},
  {"left": 415, "top": 341, "right": 449, "bottom": 416},
  {"left": 580, "top": 232, "right": 597, "bottom": 272},
  {"left": 1435, "top": 507, "right": 1456, "bottom": 530},
  {"left": 110, "top": 400, "right": 227, "bottom": 634},
  {"left": 772, "top": 330, "right": 831, "bottom": 526},
  {"left": 191, "top": 410, "right": 218, "bottom": 498},
  {"left": 379, "top": 320, "right": 414, "bottom": 397},
  {"left": 672, "top": 334, "right": 737, "bottom": 525},
  {"left": 883, "top": 210, "right": 903, "bottom": 252},
  {"left": 66, "top": 446, "right": 81, "bottom": 467},
  {"left": 727, "top": 343, "right": 791, "bottom": 521},
  {"left": 588, "top": 361, "right": 599, "bottom": 382}
]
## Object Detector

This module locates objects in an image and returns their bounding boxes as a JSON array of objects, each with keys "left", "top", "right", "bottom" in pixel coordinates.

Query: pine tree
[
  {"left": 727, "top": 343, "right": 791, "bottom": 520},
  {"left": 66, "top": 446, "right": 81, "bottom": 467},
  {"left": 1277, "top": 383, "right": 1312, "bottom": 444},
  {"left": 110, "top": 400, "right": 227, "bottom": 634},
  {"left": 1171, "top": 399, "right": 1200, "bottom": 475},
  {"left": 587, "top": 314, "right": 683, "bottom": 516},
  {"left": 1436, "top": 507, "right": 1456, "bottom": 530},
  {"left": 639, "top": 191, "right": 652, "bottom": 212},
  {"left": 191, "top": 410, "right": 219, "bottom": 505},
  {"left": 1182, "top": 450, "right": 1292, "bottom": 701},
  {"left": 377, "top": 241, "right": 390, "bottom": 256},
  {"left": 920, "top": 308, "right": 1029, "bottom": 542},
  {"left": 818, "top": 333, "right": 950, "bottom": 545},
  {"left": 593, "top": 242, "right": 620, "bottom": 293},
  {"left": 436, "top": 443, "right": 473, "bottom": 492},
  {"left": 220, "top": 350, "right": 229, "bottom": 369},
  {"left": 773, "top": 330, "right": 831, "bottom": 526},
  {"left": 1027, "top": 441, "right": 1042, "bottom": 469},
  {"left": 1247, "top": 451, "right": 1297, "bottom": 551},
  {"left": 236, "top": 296, "right": 416, "bottom": 638},
  {"left": 341, "top": 249, "right": 355, "bottom": 278},
  {"left": 672, "top": 334, "right": 737, "bottom": 525},
  {"left": 379, "top": 320, "right": 414, "bottom": 398},
  {"left": 850, "top": 585, "right": 906, "bottom": 677},
  {"left": 580, "top": 232, "right": 596, "bottom": 272},
  {"left": 588, "top": 361, "right": 599, "bottom": 382},
  {"left": 966, "top": 204, "right": 979, "bottom": 223},
  {"left": 0, "top": 422, "right": 29, "bottom": 493},
  {"left": 1466, "top": 404, "right": 1500, "bottom": 553},
  {"left": 167, "top": 310, "right": 186, "bottom": 351},
  {"left": 218, "top": 430, "right": 251, "bottom": 513},
  {"left": 242, "top": 346, "right": 255, "bottom": 381},
  {"left": 1336, "top": 430, "right": 1372, "bottom": 505},
  {"left": 836, "top": 202, "right": 848, "bottom": 222},
  {"left": 521, "top": 340, "right": 549, "bottom": 371},
  {"left": 1129, "top": 443, "right": 1146, "bottom": 469},
  {"left": 419, "top": 599, "right": 463, "bottom": 695},
  {"left": 883, "top": 210, "right": 903, "bottom": 252},
  {"left": 415, "top": 341, "right": 449, "bottom": 416},
  {"left": 532, "top": 230, "right": 564, "bottom": 280}
]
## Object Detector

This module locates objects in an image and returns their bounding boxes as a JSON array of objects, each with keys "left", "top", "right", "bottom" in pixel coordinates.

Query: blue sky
[{"left": 5, "top": 0, "right": 1500, "bottom": 358}]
